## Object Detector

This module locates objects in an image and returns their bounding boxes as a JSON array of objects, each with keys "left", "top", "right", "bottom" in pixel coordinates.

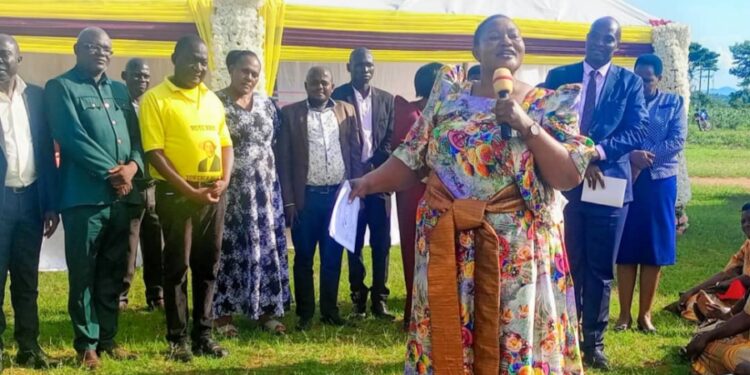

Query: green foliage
[
  {"left": 730, "top": 41, "right": 750, "bottom": 89},
  {"left": 729, "top": 88, "right": 750, "bottom": 107},
  {"left": 690, "top": 91, "right": 712, "bottom": 108}
]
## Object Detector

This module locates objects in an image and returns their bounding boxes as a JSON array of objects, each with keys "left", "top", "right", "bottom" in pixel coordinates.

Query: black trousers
[
  {"left": 156, "top": 182, "right": 225, "bottom": 344},
  {"left": 291, "top": 186, "right": 344, "bottom": 320},
  {"left": 348, "top": 194, "right": 391, "bottom": 303},
  {"left": 122, "top": 183, "right": 164, "bottom": 304},
  {"left": 0, "top": 184, "right": 43, "bottom": 352}
]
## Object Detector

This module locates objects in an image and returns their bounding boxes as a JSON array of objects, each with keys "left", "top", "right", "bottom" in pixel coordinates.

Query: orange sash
[{"left": 423, "top": 172, "right": 526, "bottom": 374}]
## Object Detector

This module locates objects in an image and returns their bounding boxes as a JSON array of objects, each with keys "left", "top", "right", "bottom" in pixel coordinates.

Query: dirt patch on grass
[{"left": 692, "top": 177, "right": 750, "bottom": 189}]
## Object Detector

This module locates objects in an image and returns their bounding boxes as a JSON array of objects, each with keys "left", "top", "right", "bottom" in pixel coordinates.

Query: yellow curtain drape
[
  {"left": 1, "top": 0, "right": 192, "bottom": 22},
  {"left": 16, "top": 36, "right": 176, "bottom": 57},
  {"left": 283, "top": 4, "right": 652, "bottom": 43},
  {"left": 260, "top": 0, "right": 286, "bottom": 95},
  {"left": 187, "top": 0, "right": 215, "bottom": 69}
]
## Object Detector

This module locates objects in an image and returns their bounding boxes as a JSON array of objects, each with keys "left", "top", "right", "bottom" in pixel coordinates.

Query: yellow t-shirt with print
[{"left": 139, "top": 78, "right": 232, "bottom": 182}]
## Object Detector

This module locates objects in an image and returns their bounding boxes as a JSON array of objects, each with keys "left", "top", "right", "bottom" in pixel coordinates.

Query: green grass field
[{"left": 1, "top": 141, "right": 749, "bottom": 374}]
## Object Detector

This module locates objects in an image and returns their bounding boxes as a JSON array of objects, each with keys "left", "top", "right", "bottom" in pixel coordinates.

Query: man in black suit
[
  {"left": 544, "top": 17, "right": 648, "bottom": 370},
  {"left": 332, "top": 47, "right": 395, "bottom": 320},
  {"left": 120, "top": 58, "right": 165, "bottom": 311},
  {"left": 0, "top": 34, "right": 60, "bottom": 369}
]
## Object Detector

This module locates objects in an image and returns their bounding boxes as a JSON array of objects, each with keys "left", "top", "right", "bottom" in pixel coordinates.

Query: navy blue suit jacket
[
  {"left": 544, "top": 62, "right": 648, "bottom": 207},
  {"left": 0, "top": 83, "right": 59, "bottom": 216}
]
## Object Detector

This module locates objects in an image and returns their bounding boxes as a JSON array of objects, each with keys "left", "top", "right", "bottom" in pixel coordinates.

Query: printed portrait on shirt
[{"left": 197, "top": 139, "right": 221, "bottom": 172}]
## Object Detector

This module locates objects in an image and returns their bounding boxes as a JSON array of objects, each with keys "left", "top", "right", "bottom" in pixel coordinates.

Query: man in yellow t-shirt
[{"left": 138, "top": 35, "right": 233, "bottom": 362}]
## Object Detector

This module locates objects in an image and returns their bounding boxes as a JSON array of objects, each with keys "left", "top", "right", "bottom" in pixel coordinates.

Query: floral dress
[
  {"left": 393, "top": 66, "right": 594, "bottom": 374},
  {"left": 213, "top": 90, "right": 291, "bottom": 320}
]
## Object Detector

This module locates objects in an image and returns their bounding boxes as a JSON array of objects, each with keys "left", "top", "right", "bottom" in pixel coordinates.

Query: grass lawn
[
  {"left": 2, "top": 143, "right": 749, "bottom": 374},
  {"left": 685, "top": 126, "right": 750, "bottom": 179}
]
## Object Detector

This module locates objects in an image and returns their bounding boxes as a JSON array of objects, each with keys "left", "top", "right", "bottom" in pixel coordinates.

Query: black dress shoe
[
  {"left": 321, "top": 314, "right": 347, "bottom": 326},
  {"left": 192, "top": 338, "right": 229, "bottom": 358},
  {"left": 584, "top": 349, "right": 610, "bottom": 371},
  {"left": 350, "top": 291, "right": 368, "bottom": 318},
  {"left": 372, "top": 299, "right": 396, "bottom": 321},
  {"left": 17, "top": 350, "right": 60, "bottom": 369},
  {"left": 296, "top": 317, "right": 313, "bottom": 331},
  {"left": 168, "top": 341, "right": 193, "bottom": 362}
]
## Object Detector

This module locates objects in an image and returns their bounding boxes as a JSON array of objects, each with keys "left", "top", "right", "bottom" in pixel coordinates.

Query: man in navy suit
[
  {"left": 0, "top": 34, "right": 60, "bottom": 369},
  {"left": 544, "top": 17, "right": 648, "bottom": 370},
  {"left": 332, "top": 48, "right": 395, "bottom": 320}
]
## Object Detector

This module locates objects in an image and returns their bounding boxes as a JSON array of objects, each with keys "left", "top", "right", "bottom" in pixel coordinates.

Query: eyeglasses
[{"left": 79, "top": 43, "right": 113, "bottom": 55}]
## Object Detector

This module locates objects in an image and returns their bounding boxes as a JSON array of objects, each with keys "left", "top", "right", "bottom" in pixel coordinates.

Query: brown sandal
[{"left": 262, "top": 319, "right": 286, "bottom": 335}]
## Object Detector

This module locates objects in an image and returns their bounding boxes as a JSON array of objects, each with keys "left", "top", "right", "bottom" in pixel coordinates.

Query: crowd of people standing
[{"left": 5, "top": 11, "right": 739, "bottom": 374}]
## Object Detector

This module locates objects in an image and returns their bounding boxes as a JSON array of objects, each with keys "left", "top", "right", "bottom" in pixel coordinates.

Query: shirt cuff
[{"left": 595, "top": 145, "right": 607, "bottom": 161}]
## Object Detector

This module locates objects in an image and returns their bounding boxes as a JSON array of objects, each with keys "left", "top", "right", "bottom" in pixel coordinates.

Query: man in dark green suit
[{"left": 44, "top": 27, "right": 142, "bottom": 369}]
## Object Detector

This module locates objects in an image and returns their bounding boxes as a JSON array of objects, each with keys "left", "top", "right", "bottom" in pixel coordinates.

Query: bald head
[
  {"left": 585, "top": 17, "right": 621, "bottom": 69},
  {"left": 591, "top": 17, "right": 622, "bottom": 40},
  {"left": 77, "top": 27, "right": 109, "bottom": 44},
  {"left": 0, "top": 34, "right": 21, "bottom": 89},
  {"left": 305, "top": 66, "right": 334, "bottom": 105},
  {"left": 122, "top": 58, "right": 151, "bottom": 100},
  {"left": 125, "top": 58, "right": 147, "bottom": 73},
  {"left": 74, "top": 27, "right": 112, "bottom": 79},
  {"left": 306, "top": 66, "right": 332, "bottom": 82},
  {"left": 0, "top": 34, "right": 19, "bottom": 55}
]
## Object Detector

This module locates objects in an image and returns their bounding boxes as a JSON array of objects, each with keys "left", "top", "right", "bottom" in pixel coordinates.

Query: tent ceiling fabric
[{"left": 283, "top": 0, "right": 656, "bottom": 25}]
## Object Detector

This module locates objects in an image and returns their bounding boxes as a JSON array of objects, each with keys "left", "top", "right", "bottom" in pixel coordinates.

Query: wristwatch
[{"left": 521, "top": 122, "right": 541, "bottom": 140}]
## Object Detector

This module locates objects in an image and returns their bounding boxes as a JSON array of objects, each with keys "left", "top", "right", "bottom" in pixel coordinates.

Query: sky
[{"left": 628, "top": 0, "right": 750, "bottom": 89}]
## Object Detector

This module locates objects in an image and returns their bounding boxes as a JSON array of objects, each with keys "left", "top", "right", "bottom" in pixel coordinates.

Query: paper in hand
[
  {"left": 329, "top": 181, "right": 360, "bottom": 252},
  {"left": 581, "top": 176, "right": 627, "bottom": 208}
]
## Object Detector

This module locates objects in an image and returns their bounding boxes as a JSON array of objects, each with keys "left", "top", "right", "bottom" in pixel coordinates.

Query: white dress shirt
[
  {"left": 306, "top": 99, "right": 346, "bottom": 186},
  {"left": 0, "top": 76, "right": 36, "bottom": 187},
  {"left": 354, "top": 88, "right": 373, "bottom": 163},
  {"left": 579, "top": 61, "right": 611, "bottom": 160}
]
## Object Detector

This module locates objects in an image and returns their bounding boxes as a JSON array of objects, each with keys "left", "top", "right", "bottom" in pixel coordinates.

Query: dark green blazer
[{"left": 44, "top": 67, "right": 143, "bottom": 210}]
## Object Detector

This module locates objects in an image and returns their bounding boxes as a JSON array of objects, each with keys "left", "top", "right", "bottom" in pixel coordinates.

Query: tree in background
[
  {"left": 689, "top": 42, "right": 720, "bottom": 94},
  {"left": 730, "top": 41, "right": 750, "bottom": 88},
  {"left": 729, "top": 41, "right": 750, "bottom": 107}
]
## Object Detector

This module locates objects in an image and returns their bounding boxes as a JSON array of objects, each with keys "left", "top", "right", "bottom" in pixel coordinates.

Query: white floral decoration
[
  {"left": 210, "top": 0, "right": 266, "bottom": 90},
  {"left": 652, "top": 23, "right": 692, "bottom": 208}
]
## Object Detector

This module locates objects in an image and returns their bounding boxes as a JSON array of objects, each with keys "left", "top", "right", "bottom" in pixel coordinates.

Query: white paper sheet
[
  {"left": 329, "top": 181, "right": 360, "bottom": 252},
  {"left": 581, "top": 176, "right": 627, "bottom": 208}
]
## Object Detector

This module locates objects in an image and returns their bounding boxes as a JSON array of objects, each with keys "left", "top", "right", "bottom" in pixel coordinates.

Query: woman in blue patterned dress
[
  {"left": 349, "top": 15, "right": 594, "bottom": 374},
  {"left": 213, "top": 50, "right": 291, "bottom": 335}
]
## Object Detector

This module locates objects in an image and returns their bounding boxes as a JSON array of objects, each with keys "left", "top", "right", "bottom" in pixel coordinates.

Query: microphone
[{"left": 492, "top": 67, "right": 514, "bottom": 140}]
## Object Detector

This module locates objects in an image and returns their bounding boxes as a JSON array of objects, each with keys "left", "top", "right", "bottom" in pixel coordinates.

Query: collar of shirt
[
  {"left": 583, "top": 61, "right": 611, "bottom": 80},
  {"left": 353, "top": 86, "right": 372, "bottom": 102},
  {"left": 164, "top": 77, "right": 209, "bottom": 102},
  {"left": 71, "top": 65, "right": 111, "bottom": 86},
  {"left": 306, "top": 98, "right": 336, "bottom": 112},
  {"left": 0, "top": 75, "right": 26, "bottom": 102}
]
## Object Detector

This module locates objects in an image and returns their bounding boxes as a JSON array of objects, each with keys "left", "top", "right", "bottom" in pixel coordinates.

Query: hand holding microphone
[{"left": 493, "top": 67, "right": 535, "bottom": 140}]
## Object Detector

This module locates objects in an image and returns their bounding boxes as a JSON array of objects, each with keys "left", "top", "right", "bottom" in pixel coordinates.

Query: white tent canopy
[{"left": 277, "top": 0, "right": 657, "bottom": 105}]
